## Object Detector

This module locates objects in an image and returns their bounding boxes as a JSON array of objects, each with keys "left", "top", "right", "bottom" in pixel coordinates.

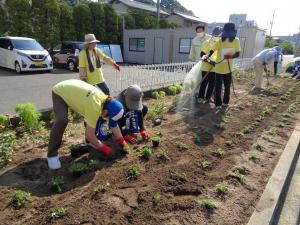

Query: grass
[
  {"left": 230, "top": 170, "right": 246, "bottom": 184},
  {"left": 15, "top": 102, "right": 41, "bottom": 131},
  {"left": 94, "top": 183, "right": 111, "bottom": 193},
  {"left": 249, "top": 151, "right": 260, "bottom": 161},
  {"left": 216, "top": 183, "right": 229, "bottom": 194},
  {"left": 50, "top": 207, "right": 68, "bottom": 219},
  {"left": 198, "top": 199, "right": 216, "bottom": 210},
  {"left": 48, "top": 176, "right": 64, "bottom": 193},
  {"left": 128, "top": 164, "right": 141, "bottom": 179},
  {"left": 9, "top": 190, "right": 32, "bottom": 208},
  {"left": 158, "top": 149, "right": 170, "bottom": 161},
  {"left": 0, "top": 131, "right": 16, "bottom": 169},
  {"left": 214, "top": 148, "right": 225, "bottom": 157},
  {"left": 139, "top": 147, "right": 152, "bottom": 159},
  {"left": 145, "top": 102, "right": 165, "bottom": 120},
  {"left": 176, "top": 141, "right": 188, "bottom": 151},
  {"left": 174, "top": 170, "right": 187, "bottom": 181},
  {"left": 153, "top": 193, "right": 161, "bottom": 205},
  {"left": 201, "top": 159, "right": 211, "bottom": 168}
]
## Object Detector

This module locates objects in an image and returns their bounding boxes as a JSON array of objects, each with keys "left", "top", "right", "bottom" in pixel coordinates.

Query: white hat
[{"left": 84, "top": 34, "right": 100, "bottom": 45}]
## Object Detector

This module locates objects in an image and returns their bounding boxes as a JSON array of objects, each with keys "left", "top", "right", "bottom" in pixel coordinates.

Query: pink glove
[
  {"left": 113, "top": 62, "right": 120, "bottom": 71},
  {"left": 224, "top": 55, "right": 234, "bottom": 60},
  {"left": 99, "top": 144, "right": 112, "bottom": 155},
  {"left": 140, "top": 130, "right": 150, "bottom": 139},
  {"left": 124, "top": 134, "right": 137, "bottom": 144}
]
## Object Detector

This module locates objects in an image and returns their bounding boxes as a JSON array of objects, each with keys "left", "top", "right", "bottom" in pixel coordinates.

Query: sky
[{"left": 175, "top": 0, "right": 300, "bottom": 36}]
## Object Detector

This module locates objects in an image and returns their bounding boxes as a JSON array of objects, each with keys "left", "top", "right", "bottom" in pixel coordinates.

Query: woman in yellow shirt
[{"left": 79, "top": 34, "right": 120, "bottom": 96}]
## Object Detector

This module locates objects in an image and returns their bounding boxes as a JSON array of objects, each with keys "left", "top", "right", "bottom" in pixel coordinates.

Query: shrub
[
  {"left": 0, "top": 114, "right": 10, "bottom": 127},
  {"left": 9, "top": 190, "right": 32, "bottom": 208},
  {"left": 173, "top": 84, "right": 182, "bottom": 93},
  {"left": 151, "top": 91, "right": 160, "bottom": 99},
  {"left": 0, "top": 131, "right": 16, "bottom": 168},
  {"left": 139, "top": 147, "right": 152, "bottom": 159},
  {"left": 128, "top": 164, "right": 141, "bottom": 179},
  {"left": 48, "top": 176, "right": 64, "bottom": 193},
  {"left": 15, "top": 103, "right": 41, "bottom": 131},
  {"left": 166, "top": 86, "right": 177, "bottom": 95},
  {"left": 50, "top": 207, "right": 68, "bottom": 219},
  {"left": 159, "top": 91, "right": 166, "bottom": 98}
]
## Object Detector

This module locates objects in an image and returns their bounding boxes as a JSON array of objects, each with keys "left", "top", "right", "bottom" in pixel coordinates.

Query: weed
[
  {"left": 153, "top": 193, "right": 161, "bottom": 205},
  {"left": 0, "top": 131, "right": 16, "bottom": 168},
  {"left": 230, "top": 170, "right": 245, "bottom": 184},
  {"left": 194, "top": 134, "right": 201, "bottom": 145},
  {"left": 158, "top": 149, "right": 170, "bottom": 161},
  {"left": 146, "top": 102, "right": 165, "bottom": 120},
  {"left": 216, "top": 183, "right": 229, "bottom": 194},
  {"left": 9, "top": 190, "right": 32, "bottom": 208},
  {"left": 254, "top": 142, "right": 263, "bottom": 151},
  {"left": 15, "top": 103, "right": 41, "bottom": 131},
  {"left": 176, "top": 142, "right": 188, "bottom": 151},
  {"left": 128, "top": 164, "right": 141, "bottom": 179},
  {"left": 48, "top": 176, "right": 64, "bottom": 193},
  {"left": 214, "top": 148, "right": 225, "bottom": 157},
  {"left": 174, "top": 170, "right": 187, "bottom": 181},
  {"left": 94, "top": 183, "right": 111, "bottom": 193},
  {"left": 139, "top": 147, "right": 152, "bottom": 159},
  {"left": 201, "top": 159, "right": 211, "bottom": 168},
  {"left": 198, "top": 199, "right": 216, "bottom": 210},
  {"left": 50, "top": 207, "right": 68, "bottom": 219},
  {"left": 249, "top": 151, "right": 260, "bottom": 161}
]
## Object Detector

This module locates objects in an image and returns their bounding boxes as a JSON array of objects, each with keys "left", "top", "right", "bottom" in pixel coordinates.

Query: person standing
[
  {"left": 79, "top": 34, "right": 120, "bottom": 96},
  {"left": 273, "top": 45, "right": 283, "bottom": 76},
  {"left": 189, "top": 24, "right": 211, "bottom": 62},
  {"left": 198, "top": 26, "right": 223, "bottom": 104}
]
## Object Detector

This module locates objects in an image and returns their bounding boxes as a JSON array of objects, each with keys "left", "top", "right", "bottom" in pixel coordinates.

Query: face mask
[{"left": 197, "top": 32, "right": 204, "bottom": 38}]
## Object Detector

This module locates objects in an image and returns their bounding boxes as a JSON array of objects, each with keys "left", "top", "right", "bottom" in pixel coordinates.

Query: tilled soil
[{"left": 0, "top": 74, "right": 300, "bottom": 225}]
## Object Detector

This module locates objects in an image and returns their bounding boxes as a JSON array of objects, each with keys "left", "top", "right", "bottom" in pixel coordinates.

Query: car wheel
[
  {"left": 67, "top": 60, "right": 76, "bottom": 72},
  {"left": 15, "top": 62, "right": 22, "bottom": 74}
]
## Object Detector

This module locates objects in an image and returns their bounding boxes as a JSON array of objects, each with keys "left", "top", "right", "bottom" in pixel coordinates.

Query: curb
[{"left": 247, "top": 123, "right": 300, "bottom": 225}]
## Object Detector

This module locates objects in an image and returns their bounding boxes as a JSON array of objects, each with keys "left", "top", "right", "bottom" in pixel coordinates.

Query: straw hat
[{"left": 84, "top": 34, "right": 100, "bottom": 45}]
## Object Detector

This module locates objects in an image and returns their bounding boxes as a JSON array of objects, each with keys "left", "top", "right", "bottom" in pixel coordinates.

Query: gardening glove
[
  {"left": 113, "top": 62, "right": 120, "bottom": 71},
  {"left": 201, "top": 55, "right": 208, "bottom": 62},
  {"left": 124, "top": 134, "right": 137, "bottom": 144},
  {"left": 118, "top": 137, "right": 129, "bottom": 148},
  {"left": 140, "top": 130, "right": 150, "bottom": 139},
  {"left": 224, "top": 55, "right": 234, "bottom": 60},
  {"left": 99, "top": 144, "right": 113, "bottom": 156}
]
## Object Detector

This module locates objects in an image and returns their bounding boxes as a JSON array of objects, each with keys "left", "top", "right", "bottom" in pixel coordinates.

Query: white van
[{"left": 0, "top": 36, "right": 53, "bottom": 73}]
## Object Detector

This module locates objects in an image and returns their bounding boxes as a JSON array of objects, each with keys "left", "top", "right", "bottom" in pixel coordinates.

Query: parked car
[
  {"left": 49, "top": 41, "right": 84, "bottom": 71},
  {"left": 0, "top": 36, "right": 53, "bottom": 73}
]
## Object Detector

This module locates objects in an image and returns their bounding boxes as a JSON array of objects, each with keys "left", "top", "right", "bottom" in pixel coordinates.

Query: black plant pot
[{"left": 152, "top": 140, "right": 160, "bottom": 147}]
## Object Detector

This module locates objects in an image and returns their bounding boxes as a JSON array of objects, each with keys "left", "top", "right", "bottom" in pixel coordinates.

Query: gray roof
[
  {"left": 172, "top": 11, "right": 206, "bottom": 24},
  {"left": 110, "top": 0, "right": 169, "bottom": 15}
]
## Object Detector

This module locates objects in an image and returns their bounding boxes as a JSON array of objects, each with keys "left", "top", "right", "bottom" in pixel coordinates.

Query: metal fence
[{"left": 103, "top": 58, "right": 254, "bottom": 95}]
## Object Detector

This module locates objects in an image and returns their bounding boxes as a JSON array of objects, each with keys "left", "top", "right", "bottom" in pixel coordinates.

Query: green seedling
[
  {"left": 237, "top": 105, "right": 245, "bottom": 110},
  {"left": 69, "top": 144, "right": 81, "bottom": 152},
  {"left": 88, "top": 160, "right": 99, "bottom": 170},
  {"left": 254, "top": 142, "right": 263, "bottom": 151},
  {"left": 69, "top": 162, "right": 88, "bottom": 176},
  {"left": 250, "top": 151, "right": 260, "bottom": 161},
  {"left": 279, "top": 95, "right": 288, "bottom": 101},
  {"left": 127, "top": 164, "right": 141, "bottom": 179},
  {"left": 151, "top": 135, "right": 161, "bottom": 147},
  {"left": 216, "top": 183, "right": 229, "bottom": 194},
  {"left": 230, "top": 170, "right": 245, "bottom": 184},
  {"left": 235, "top": 131, "right": 245, "bottom": 138},
  {"left": 194, "top": 134, "right": 201, "bottom": 145},
  {"left": 173, "top": 84, "right": 182, "bottom": 93},
  {"left": 139, "top": 147, "right": 152, "bottom": 159},
  {"left": 214, "top": 148, "right": 225, "bottom": 157},
  {"left": 146, "top": 102, "right": 165, "bottom": 120},
  {"left": 159, "top": 91, "right": 166, "bottom": 98},
  {"left": 0, "top": 114, "right": 10, "bottom": 127},
  {"left": 9, "top": 190, "right": 32, "bottom": 208},
  {"left": 261, "top": 133, "right": 271, "bottom": 141},
  {"left": 271, "top": 104, "right": 278, "bottom": 109},
  {"left": 282, "top": 112, "right": 291, "bottom": 118},
  {"left": 122, "top": 146, "right": 130, "bottom": 154},
  {"left": 151, "top": 91, "right": 160, "bottom": 99},
  {"left": 158, "top": 149, "right": 170, "bottom": 161},
  {"left": 153, "top": 193, "right": 161, "bottom": 205},
  {"left": 50, "top": 207, "right": 68, "bottom": 219},
  {"left": 0, "top": 131, "right": 16, "bottom": 168},
  {"left": 174, "top": 170, "right": 187, "bottom": 181},
  {"left": 276, "top": 122, "right": 285, "bottom": 128},
  {"left": 15, "top": 103, "right": 41, "bottom": 131},
  {"left": 215, "top": 122, "right": 225, "bottom": 129},
  {"left": 48, "top": 176, "right": 64, "bottom": 193},
  {"left": 203, "top": 128, "right": 210, "bottom": 134},
  {"left": 267, "top": 127, "right": 277, "bottom": 136},
  {"left": 201, "top": 159, "right": 211, "bottom": 168},
  {"left": 94, "top": 183, "right": 111, "bottom": 193},
  {"left": 262, "top": 107, "right": 273, "bottom": 116},
  {"left": 166, "top": 86, "right": 177, "bottom": 95},
  {"left": 198, "top": 199, "right": 216, "bottom": 210},
  {"left": 176, "top": 142, "right": 188, "bottom": 151},
  {"left": 225, "top": 140, "right": 233, "bottom": 146}
]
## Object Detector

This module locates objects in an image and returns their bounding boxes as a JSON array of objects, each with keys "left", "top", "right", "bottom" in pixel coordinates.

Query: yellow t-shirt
[
  {"left": 79, "top": 48, "right": 105, "bottom": 85},
  {"left": 52, "top": 79, "right": 108, "bottom": 128},
  {"left": 201, "top": 39, "right": 218, "bottom": 72},
  {"left": 212, "top": 38, "right": 241, "bottom": 74}
]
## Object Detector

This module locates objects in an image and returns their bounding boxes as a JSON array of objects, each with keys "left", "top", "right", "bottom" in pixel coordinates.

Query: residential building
[{"left": 167, "top": 11, "right": 206, "bottom": 27}]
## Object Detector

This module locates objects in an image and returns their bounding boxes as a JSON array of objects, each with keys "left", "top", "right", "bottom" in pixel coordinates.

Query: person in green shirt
[
  {"left": 47, "top": 79, "right": 129, "bottom": 170},
  {"left": 79, "top": 34, "right": 120, "bottom": 96}
]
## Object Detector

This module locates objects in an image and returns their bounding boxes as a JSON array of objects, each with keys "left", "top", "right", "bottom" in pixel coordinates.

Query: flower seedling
[
  {"left": 151, "top": 91, "right": 160, "bottom": 99},
  {"left": 151, "top": 136, "right": 161, "bottom": 147},
  {"left": 194, "top": 134, "right": 201, "bottom": 145},
  {"left": 15, "top": 103, "right": 41, "bottom": 131},
  {"left": 50, "top": 207, "right": 68, "bottom": 219},
  {"left": 203, "top": 128, "right": 210, "bottom": 135},
  {"left": 166, "top": 86, "right": 177, "bottom": 96},
  {"left": 127, "top": 164, "right": 141, "bottom": 179},
  {"left": 48, "top": 176, "right": 64, "bottom": 193},
  {"left": 254, "top": 142, "right": 263, "bottom": 151},
  {"left": 0, "top": 131, "right": 16, "bottom": 168},
  {"left": 94, "top": 183, "right": 111, "bottom": 193},
  {"left": 201, "top": 159, "right": 211, "bottom": 169},
  {"left": 158, "top": 149, "right": 170, "bottom": 161},
  {"left": 176, "top": 142, "right": 188, "bottom": 151},
  {"left": 88, "top": 160, "right": 99, "bottom": 170},
  {"left": 230, "top": 170, "right": 245, "bottom": 184},
  {"left": 276, "top": 122, "right": 285, "bottom": 128},
  {"left": 225, "top": 140, "right": 233, "bottom": 146},
  {"left": 216, "top": 183, "right": 228, "bottom": 194},
  {"left": 198, "top": 199, "right": 216, "bottom": 210},
  {"left": 173, "top": 84, "right": 182, "bottom": 94},
  {"left": 214, "top": 148, "right": 225, "bottom": 157},
  {"left": 174, "top": 170, "right": 187, "bottom": 181},
  {"left": 153, "top": 193, "right": 161, "bottom": 205},
  {"left": 249, "top": 151, "right": 260, "bottom": 161},
  {"left": 139, "top": 147, "right": 152, "bottom": 160},
  {"left": 9, "top": 190, "right": 32, "bottom": 208},
  {"left": 159, "top": 91, "right": 166, "bottom": 98},
  {"left": 69, "top": 162, "right": 88, "bottom": 177}
]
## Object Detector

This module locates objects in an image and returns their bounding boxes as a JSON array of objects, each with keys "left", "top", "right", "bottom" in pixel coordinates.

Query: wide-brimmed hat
[
  {"left": 212, "top": 26, "right": 223, "bottom": 37},
  {"left": 84, "top": 34, "right": 100, "bottom": 45},
  {"left": 221, "top": 23, "right": 237, "bottom": 38},
  {"left": 124, "top": 85, "right": 143, "bottom": 111}
]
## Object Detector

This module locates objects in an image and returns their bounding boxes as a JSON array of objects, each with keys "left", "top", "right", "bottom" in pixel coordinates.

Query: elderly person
[{"left": 79, "top": 34, "right": 120, "bottom": 95}]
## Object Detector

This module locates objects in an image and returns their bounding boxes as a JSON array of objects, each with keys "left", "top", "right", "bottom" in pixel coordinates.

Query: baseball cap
[
  {"left": 106, "top": 99, "right": 124, "bottom": 127},
  {"left": 124, "top": 85, "right": 143, "bottom": 111}
]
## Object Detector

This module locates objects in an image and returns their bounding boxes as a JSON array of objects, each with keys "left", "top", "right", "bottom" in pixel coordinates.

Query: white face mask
[{"left": 197, "top": 32, "right": 204, "bottom": 38}]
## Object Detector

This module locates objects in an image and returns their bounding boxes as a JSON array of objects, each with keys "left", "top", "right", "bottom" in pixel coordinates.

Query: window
[
  {"left": 129, "top": 38, "right": 145, "bottom": 52},
  {"left": 179, "top": 38, "right": 192, "bottom": 54},
  {"left": 0, "top": 39, "right": 10, "bottom": 49},
  {"left": 61, "top": 43, "right": 73, "bottom": 53}
]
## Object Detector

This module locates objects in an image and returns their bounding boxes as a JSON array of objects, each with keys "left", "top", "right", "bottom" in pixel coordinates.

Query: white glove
[{"left": 47, "top": 156, "right": 61, "bottom": 170}]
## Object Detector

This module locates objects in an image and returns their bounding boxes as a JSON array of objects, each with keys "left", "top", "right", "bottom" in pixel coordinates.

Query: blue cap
[
  {"left": 212, "top": 26, "right": 223, "bottom": 37},
  {"left": 107, "top": 99, "right": 124, "bottom": 127},
  {"left": 273, "top": 46, "right": 282, "bottom": 53}
]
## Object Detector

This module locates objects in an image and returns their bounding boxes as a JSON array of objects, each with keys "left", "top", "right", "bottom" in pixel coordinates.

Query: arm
[
  {"left": 85, "top": 125, "right": 103, "bottom": 149},
  {"left": 189, "top": 45, "right": 195, "bottom": 61},
  {"left": 79, "top": 68, "right": 87, "bottom": 81},
  {"left": 103, "top": 56, "right": 120, "bottom": 71}
]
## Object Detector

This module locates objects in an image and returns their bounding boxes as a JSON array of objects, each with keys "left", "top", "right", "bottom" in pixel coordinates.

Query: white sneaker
[{"left": 47, "top": 156, "right": 61, "bottom": 170}]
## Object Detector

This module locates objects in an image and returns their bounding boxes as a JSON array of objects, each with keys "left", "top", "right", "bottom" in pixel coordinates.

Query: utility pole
[
  {"left": 269, "top": 11, "right": 275, "bottom": 36},
  {"left": 157, "top": 0, "right": 160, "bottom": 21}
]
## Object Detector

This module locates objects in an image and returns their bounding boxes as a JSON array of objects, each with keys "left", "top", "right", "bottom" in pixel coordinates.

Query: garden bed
[{"left": 0, "top": 73, "right": 300, "bottom": 225}]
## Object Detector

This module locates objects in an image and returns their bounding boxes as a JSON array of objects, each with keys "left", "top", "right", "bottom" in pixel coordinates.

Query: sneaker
[
  {"left": 222, "top": 104, "right": 229, "bottom": 108},
  {"left": 47, "top": 156, "right": 61, "bottom": 170},
  {"left": 197, "top": 98, "right": 205, "bottom": 104},
  {"left": 216, "top": 106, "right": 222, "bottom": 110}
]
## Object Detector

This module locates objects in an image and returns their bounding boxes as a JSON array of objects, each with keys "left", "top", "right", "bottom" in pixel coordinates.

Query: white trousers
[{"left": 254, "top": 61, "right": 265, "bottom": 88}]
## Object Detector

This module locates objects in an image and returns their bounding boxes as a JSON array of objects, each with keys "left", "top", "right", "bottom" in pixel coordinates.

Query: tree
[
  {"left": 0, "top": 6, "right": 7, "bottom": 36},
  {"left": 264, "top": 36, "right": 276, "bottom": 48},
  {"left": 103, "top": 4, "right": 119, "bottom": 43},
  {"left": 124, "top": 13, "right": 135, "bottom": 29},
  {"left": 5, "top": 0, "right": 32, "bottom": 37},
  {"left": 280, "top": 41, "right": 294, "bottom": 55},
  {"left": 159, "top": 18, "right": 181, "bottom": 29},
  {"left": 87, "top": 2, "right": 106, "bottom": 41},
  {"left": 73, "top": 3, "right": 92, "bottom": 41},
  {"left": 160, "top": 0, "right": 194, "bottom": 15},
  {"left": 59, "top": 2, "right": 75, "bottom": 41}
]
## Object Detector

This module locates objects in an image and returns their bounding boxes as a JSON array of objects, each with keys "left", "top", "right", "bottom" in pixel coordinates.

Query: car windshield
[
  {"left": 75, "top": 43, "right": 84, "bottom": 51},
  {"left": 11, "top": 39, "right": 44, "bottom": 51}
]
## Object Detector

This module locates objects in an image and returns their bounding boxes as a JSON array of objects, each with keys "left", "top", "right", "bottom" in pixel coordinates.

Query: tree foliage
[
  {"left": 264, "top": 36, "right": 276, "bottom": 48},
  {"left": 73, "top": 3, "right": 92, "bottom": 41},
  {"left": 58, "top": 2, "right": 75, "bottom": 41},
  {"left": 87, "top": 2, "right": 106, "bottom": 41},
  {"left": 160, "top": 0, "right": 194, "bottom": 15},
  {"left": 0, "top": 6, "right": 7, "bottom": 36},
  {"left": 103, "top": 4, "right": 119, "bottom": 43},
  {"left": 280, "top": 41, "right": 293, "bottom": 54}
]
